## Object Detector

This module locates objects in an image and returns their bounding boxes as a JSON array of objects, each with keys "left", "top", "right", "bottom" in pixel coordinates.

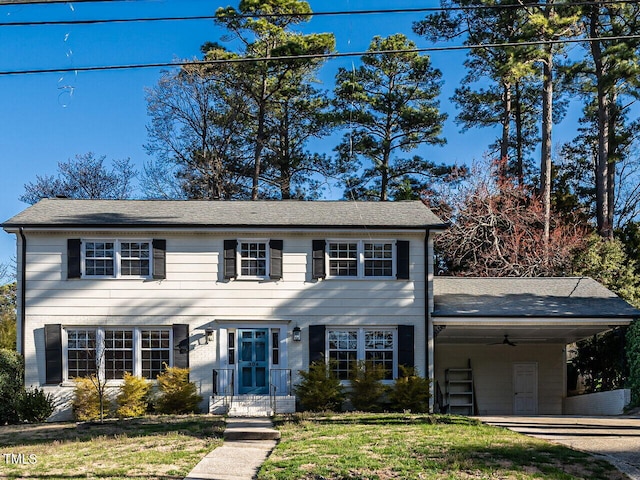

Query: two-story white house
[
  {"left": 2, "top": 199, "right": 637, "bottom": 419},
  {"left": 2, "top": 199, "right": 444, "bottom": 418}
]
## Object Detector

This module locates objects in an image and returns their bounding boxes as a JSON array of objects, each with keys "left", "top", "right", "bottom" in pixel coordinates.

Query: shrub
[
  {"left": 627, "top": 319, "right": 640, "bottom": 407},
  {"left": 155, "top": 366, "right": 201, "bottom": 414},
  {"left": 72, "top": 376, "right": 101, "bottom": 421},
  {"left": 294, "top": 360, "right": 345, "bottom": 412},
  {"left": 388, "top": 366, "right": 431, "bottom": 413},
  {"left": 348, "top": 360, "right": 386, "bottom": 412},
  {"left": 0, "top": 349, "right": 24, "bottom": 424},
  {"left": 116, "top": 372, "right": 151, "bottom": 418},
  {"left": 18, "top": 387, "right": 55, "bottom": 423}
]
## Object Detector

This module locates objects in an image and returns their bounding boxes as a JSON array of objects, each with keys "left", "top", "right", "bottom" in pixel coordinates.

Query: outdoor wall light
[
  {"left": 205, "top": 327, "right": 214, "bottom": 344},
  {"left": 292, "top": 326, "right": 302, "bottom": 342}
]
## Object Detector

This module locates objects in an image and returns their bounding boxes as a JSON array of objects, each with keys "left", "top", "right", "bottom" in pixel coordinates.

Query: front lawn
[
  {"left": 0, "top": 415, "right": 224, "bottom": 479},
  {"left": 259, "top": 413, "right": 625, "bottom": 479}
]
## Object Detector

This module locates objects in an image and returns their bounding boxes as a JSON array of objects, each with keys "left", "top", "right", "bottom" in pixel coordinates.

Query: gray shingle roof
[
  {"left": 433, "top": 276, "right": 639, "bottom": 318},
  {"left": 2, "top": 198, "right": 445, "bottom": 230}
]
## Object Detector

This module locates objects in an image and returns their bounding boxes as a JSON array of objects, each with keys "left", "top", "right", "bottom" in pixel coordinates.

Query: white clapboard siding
[{"left": 21, "top": 230, "right": 427, "bottom": 396}]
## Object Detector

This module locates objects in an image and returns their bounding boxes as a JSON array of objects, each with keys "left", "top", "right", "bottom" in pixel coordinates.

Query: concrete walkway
[
  {"left": 479, "top": 416, "right": 640, "bottom": 480},
  {"left": 184, "top": 417, "right": 280, "bottom": 480}
]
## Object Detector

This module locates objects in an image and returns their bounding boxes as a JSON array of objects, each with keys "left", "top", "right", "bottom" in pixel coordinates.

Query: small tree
[
  {"left": 155, "top": 366, "right": 202, "bottom": 414},
  {"left": 72, "top": 376, "right": 102, "bottom": 421},
  {"left": 116, "top": 373, "right": 151, "bottom": 418},
  {"left": 348, "top": 360, "right": 386, "bottom": 412},
  {"left": 294, "top": 360, "right": 345, "bottom": 412},
  {"left": 388, "top": 366, "right": 431, "bottom": 413}
]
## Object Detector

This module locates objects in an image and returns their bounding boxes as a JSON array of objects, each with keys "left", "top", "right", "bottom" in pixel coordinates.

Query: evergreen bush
[
  {"left": 18, "top": 387, "right": 55, "bottom": 423},
  {"left": 348, "top": 360, "right": 386, "bottom": 412},
  {"left": 72, "top": 376, "right": 102, "bottom": 421},
  {"left": 294, "top": 360, "right": 345, "bottom": 412},
  {"left": 0, "top": 349, "right": 24, "bottom": 424},
  {"left": 155, "top": 366, "right": 201, "bottom": 414},
  {"left": 626, "top": 319, "right": 640, "bottom": 407},
  {"left": 388, "top": 366, "right": 431, "bottom": 413},
  {"left": 116, "top": 372, "right": 150, "bottom": 418}
]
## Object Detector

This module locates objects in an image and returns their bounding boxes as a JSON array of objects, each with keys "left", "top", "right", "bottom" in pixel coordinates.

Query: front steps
[
  {"left": 210, "top": 394, "right": 296, "bottom": 416},
  {"left": 223, "top": 417, "right": 281, "bottom": 441}
]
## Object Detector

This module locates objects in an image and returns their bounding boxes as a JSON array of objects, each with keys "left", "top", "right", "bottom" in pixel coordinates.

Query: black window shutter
[
  {"left": 270, "top": 239, "right": 283, "bottom": 280},
  {"left": 308, "top": 325, "right": 326, "bottom": 364},
  {"left": 45, "top": 324, "right": 63, "bottom": 384},
  {"left": 397, "top": 325, "right": 415, "bottom": 370},
  {"left": 223, "top": 240, "right": 237, "bottom": 279},
  {"left": 312, "top": 240, "right": 326, "bottom": 279},
  {"left": 152, "top": 239, "right": 166, "bottom": 280},
  {"left": 67, "top": 239, "right": 81, "bottom": 279},
  {"left": 172, "top": 324, "right": 189, "bottom": 369},
  {"left": 396, "top": 240, "right": 410, "bottom": 280}
]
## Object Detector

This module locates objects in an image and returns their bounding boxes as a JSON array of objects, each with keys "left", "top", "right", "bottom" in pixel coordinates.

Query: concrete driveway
[{"left": 479, "top": 416, "right": 640, "bottom": 480}]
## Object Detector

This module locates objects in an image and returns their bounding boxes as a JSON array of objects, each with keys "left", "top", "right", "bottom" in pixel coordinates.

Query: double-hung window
[
  {"left": 65, "top": 327, "right": 171, "bottom": 381},
  {"left": 141, "top": 329, "right": 171, "bottom": 380},
  {"left": 104, "top": 329, "right": 134, "bottom": 380},
  {"left": 328, "top": 240, "right": 395, "bottom": 278},
  {"left": 239, "top": 241, "right": 268, "bottom": 278},
  {"left": 83, "top": 240, "right": 151, "bottom": 278},
  {"left": 327, "top": 328, "right": 396, "bottom": 380},
  {"left": 67, "top": 329, "right": 97, "bottom": 378},
  {"left": 120, "top": 242, "right": 150, "bottom": 276},
  {"left": 84, "top": 242, "right": 115, "bottom": 277}
]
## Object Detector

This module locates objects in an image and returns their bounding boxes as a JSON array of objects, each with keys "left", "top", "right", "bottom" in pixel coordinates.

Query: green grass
[
  {"left": 258, "top": 413, "right": 625, "bottom": 480},
  {"left": 0, "top": 415, "right": 224, "bottom": 480}
]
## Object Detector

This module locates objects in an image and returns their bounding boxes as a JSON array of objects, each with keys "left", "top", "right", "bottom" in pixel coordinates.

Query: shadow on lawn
[
  {"left": 276, "top": 412, "right": 481, "bottom": 427},
  {"left": 0, "top": 414, "right": 225, "bottom": 447},
  {"left": 442, "top": 442, "right": 620, "bottom": 479}
]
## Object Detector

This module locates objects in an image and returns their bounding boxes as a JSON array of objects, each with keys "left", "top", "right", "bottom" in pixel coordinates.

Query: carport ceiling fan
[{"left": 489, "top": 334, "right": 517, "bottom": 347}]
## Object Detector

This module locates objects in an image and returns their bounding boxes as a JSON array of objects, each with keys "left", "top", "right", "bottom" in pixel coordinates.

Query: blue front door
[{"left": 238, "top": 329, "right": 269, "bottom": 394}]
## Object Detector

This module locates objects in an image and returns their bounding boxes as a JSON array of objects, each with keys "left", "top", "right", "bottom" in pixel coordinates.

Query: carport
[{"left": 430, "top": 277, "right": 638, "bottom": 415}]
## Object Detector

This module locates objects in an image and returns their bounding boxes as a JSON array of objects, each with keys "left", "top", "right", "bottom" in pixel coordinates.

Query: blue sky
[{"left": 0, "top": 0, "right": 582, "bottom": 270}]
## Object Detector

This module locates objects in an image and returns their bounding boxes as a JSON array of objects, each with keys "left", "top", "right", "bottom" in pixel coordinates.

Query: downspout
[
  {"left": 18, "top": 228, "right": 26, "bottom": 359},
  {"left": 425, "top": 228, "right": 434, "bottom": 412}
]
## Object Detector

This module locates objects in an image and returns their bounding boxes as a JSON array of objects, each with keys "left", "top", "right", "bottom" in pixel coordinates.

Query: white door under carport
[{"left": 513, "top": 362, "right": 538, "bottom": 415}]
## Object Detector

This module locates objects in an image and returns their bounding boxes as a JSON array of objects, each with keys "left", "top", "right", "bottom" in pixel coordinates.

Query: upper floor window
[
  {"left": 82, "top": 240, "right": 151, "bottom": 278},
  {"left": 223, "top": 239, "right": 283, "bottom": 281},
  {"left": 240, "top": 241, "right": 268, "bottom": 278},
  {"left": 327, "top": 240, "right": 395, "bottom": 279}
]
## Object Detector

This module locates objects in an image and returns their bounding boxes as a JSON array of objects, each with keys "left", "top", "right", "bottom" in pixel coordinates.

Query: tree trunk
[
  {"left": 541, "top": 45, "right": 553, "bottom": 256},
  {"left": 514, "top": 82, "right": 524, "bottom": 185},
  {"left": 501, "top": 81, "right": 512, "bottom": 173},
  {"left": 606, "top": 93, "right": 617, "bottom": 234},
  {"left": 590, "top": 12, "right": 611, "bottom": 238}
]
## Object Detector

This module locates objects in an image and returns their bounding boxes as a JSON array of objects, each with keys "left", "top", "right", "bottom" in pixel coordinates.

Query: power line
[
  {"left": 0, "top": 0, "right": 136, "bottom": 4},
  {"left": 1, "top": 1, "right": 640, "bottom": 27},
  {"left": 2, "top": 33, "right": 639, "bottom": 76}
]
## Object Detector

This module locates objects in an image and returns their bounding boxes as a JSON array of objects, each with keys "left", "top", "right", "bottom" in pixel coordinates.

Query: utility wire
[
  {"left": 2, "top": 1, "right": 640, "bottom": 26},
  {"left": 2, "top": 33, "right": 639, "bottom": 76}
]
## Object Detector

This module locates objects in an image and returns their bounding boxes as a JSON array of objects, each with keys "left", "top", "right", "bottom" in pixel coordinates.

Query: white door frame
[{"left": 513, "top": 362, "right": 538, "bottom": 415}]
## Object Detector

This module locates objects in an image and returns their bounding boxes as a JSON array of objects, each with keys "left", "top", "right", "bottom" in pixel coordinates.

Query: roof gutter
[{"left": 18, "top": 227, "right": 26, "bottom": 359}]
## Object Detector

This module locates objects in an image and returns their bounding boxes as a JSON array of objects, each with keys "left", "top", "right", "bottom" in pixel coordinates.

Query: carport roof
[
  {"left": 433, "top": 276, "right": 639, "bottom": 319},
  {"left": 432, "top": 277, "right": 638, "bottom": 345}
]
